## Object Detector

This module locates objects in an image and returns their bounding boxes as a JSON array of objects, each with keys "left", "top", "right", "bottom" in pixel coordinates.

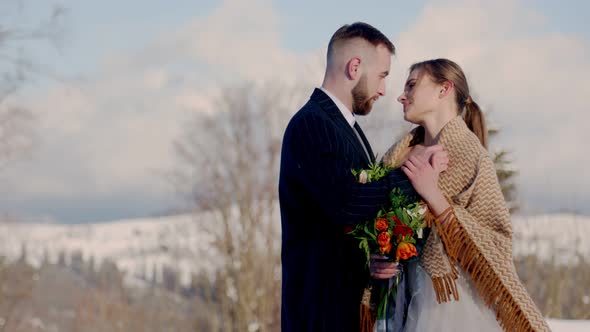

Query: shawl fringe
[
  {"left": 360, "top": 286, "right": 376, "bottom": 332},
  {"left": 429, "top": 208, "right": 543, "bottom": 332}
]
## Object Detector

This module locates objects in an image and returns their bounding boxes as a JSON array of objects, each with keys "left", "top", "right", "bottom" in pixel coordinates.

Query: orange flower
[
  {"left": 377, "top": 232, "right": 391, "bottom": 247},
  {"left": 396, "top": 242, "right": 418, "bottom": 261},
  {"left": 380, "top": 242, "right": 393, "bottom": 255},
  {"left": 375, "top": 218, "right": 389, "bottom": 232}
]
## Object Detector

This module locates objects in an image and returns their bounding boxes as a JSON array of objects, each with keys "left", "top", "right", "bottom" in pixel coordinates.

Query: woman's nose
[{"left": 397, "top": 93, "right": 406, "bottom": 104}]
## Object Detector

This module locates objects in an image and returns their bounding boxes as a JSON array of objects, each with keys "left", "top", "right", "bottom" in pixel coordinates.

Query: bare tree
[
  {"left": 0, "top": 259, "right": 37, "bottom": 332},
  {"left": 0, "top": 0, "right": 66, "bottom": 168},
  {"left": 173, "top": 81, "right": 306, "bottom": 331},
  {"left": 515, "top": 251, "right": 590, "bottom": 319},
  {"left": 0, "top": 3, "right": 66, "bottom": 329}
]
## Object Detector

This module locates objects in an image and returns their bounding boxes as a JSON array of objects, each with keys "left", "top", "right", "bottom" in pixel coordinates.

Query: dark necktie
[{"left": 352, "top": 122, "right": 371, "bottom": 162}]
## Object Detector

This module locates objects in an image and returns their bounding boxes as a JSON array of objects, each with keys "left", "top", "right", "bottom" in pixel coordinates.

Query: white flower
[
  {"left": 417, "top": 228, "right": 423, "bottom": 239},
  {"left": 418, "top": 203, "right": 428, "bottom": 217},
  {"left": 359, "top": 170, "right": 368, "bottom": 184},
  {"left": 405, "top": 208, "right": 417, "bottom": 219}
]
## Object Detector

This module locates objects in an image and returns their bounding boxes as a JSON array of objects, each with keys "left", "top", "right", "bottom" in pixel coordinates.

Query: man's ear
[
  {"left": 439, "top": 80, "right": 454, "bottom": 98},
  {"left": 347, "top": 57, "right": 362, "bottom": 80}
]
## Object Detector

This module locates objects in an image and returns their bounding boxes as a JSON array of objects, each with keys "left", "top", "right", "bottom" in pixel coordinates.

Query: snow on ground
[
  {"left": 547, "top": 318, "right": 590, "bottom": 332},
  {"left": 0, "top": 212, "right": 588, "bottom": 287},
  {"left": 512, "top": 214, "right": 590, "bottom": 264},
  {"left": 0, "top": 213, "right": 218, "bottom": 286}
]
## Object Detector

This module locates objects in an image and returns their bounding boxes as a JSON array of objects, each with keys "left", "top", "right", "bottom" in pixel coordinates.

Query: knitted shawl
[{"left": 382, "top": 116, "right": 550, "bottom": 332}]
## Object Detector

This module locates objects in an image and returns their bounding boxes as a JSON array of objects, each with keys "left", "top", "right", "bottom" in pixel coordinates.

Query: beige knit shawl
[{"left": 383, "top": 116, "right": 550, "bottom": 332}]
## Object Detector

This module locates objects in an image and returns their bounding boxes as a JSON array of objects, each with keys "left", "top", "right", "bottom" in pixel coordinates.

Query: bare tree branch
[
  {"left": 172, "top": 80, "right": 306, "bottom": 331},
  {"left": 0, "top": 1, "right": 67, "bottom": 167}
]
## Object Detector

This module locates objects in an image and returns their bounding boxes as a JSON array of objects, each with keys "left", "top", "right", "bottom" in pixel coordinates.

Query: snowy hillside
[
  {"left": 0, "top": 212, "right": 588, "bottom": 330},
  {"left": 0, "top": 213, "right": 216, "bottom": 287},
  {"left": 0, "top": 212, "right": 588, "bottom": 287},
  {"left": 512, "top": 214, "right": 590, "bottom": 264}
]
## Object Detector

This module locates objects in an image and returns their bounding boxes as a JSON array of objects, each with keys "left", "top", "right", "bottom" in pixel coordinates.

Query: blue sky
[
  {"left": 21, "top": 0, "right": 590, "bottom": 80},
  {"left": 1, "top": 0, "right": 589, "bottom": 223}
]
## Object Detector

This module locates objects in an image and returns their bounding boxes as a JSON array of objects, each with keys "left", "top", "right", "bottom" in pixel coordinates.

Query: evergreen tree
[{"left": 489, "top": 127, "right": 519, "bottom": 213}]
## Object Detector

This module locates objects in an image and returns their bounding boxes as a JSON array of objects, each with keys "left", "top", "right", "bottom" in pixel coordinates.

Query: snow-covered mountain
[{"left": 0, "top": 212, "right": 588, "bottom": 287}]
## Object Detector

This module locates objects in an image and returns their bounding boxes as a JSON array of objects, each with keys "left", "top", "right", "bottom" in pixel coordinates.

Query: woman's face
[{"left": 397, "top": 69, "right": 442, "bottom": 124}]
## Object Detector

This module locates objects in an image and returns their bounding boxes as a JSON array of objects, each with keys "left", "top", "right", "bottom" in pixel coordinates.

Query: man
[{"left": 279, "top": 22, "right": 445, "bottom": 331}]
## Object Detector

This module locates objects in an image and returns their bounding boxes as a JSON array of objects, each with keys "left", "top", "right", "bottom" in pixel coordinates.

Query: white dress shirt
[
  {"left": 320, "top": 87, "right": 356, "bottom": 127},
  {"left": 320, "top": 87, "right": 371, "bottom": 160}
]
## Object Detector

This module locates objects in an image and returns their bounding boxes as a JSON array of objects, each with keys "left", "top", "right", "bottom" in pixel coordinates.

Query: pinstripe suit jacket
[{"left": 279, "top": 88, "right": 417, "bottom": 332}]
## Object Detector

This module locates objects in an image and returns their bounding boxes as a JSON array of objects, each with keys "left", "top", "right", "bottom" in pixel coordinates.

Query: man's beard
[{"left": 352, "top": 75, "right": 375, "bottom": 116}]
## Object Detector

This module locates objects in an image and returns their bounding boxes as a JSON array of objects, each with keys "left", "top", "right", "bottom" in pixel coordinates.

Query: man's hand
[{"left": 369, "top": 254, "right": 400, "bottom": 279}]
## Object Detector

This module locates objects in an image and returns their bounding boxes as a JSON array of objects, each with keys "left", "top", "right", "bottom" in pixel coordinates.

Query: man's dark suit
[{"left": 279, "top": 88, "right": 416, "bottom": 331}]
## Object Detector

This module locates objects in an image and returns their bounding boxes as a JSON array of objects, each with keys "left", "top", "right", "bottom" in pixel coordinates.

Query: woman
[{"left": 383, "top": 59, "right": 549, "bottom": 332}]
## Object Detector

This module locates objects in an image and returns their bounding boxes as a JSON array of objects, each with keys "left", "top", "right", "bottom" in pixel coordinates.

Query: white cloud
[
  {"left": 2, "top": 0, "right": 587, "bottom": 221},
  {"left": 1, "top": 0, "right": 299, "bottom": 217}
]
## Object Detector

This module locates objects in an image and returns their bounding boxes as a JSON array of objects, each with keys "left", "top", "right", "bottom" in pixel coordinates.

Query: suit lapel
[
  {"left": 353, "top": 122, "right": 375, "bottom": 163},
  {"left": 310, "top": 88, "right": 371, "bottom": 164}
]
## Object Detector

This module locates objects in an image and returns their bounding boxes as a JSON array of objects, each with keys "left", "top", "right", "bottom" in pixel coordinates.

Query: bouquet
[{"left": 349, "top": 161, "right": 427, "bottom": 329}]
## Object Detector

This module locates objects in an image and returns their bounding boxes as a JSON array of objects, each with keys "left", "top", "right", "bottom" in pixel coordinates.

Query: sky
[{"left": 0, "top": 0, "right": 588, "bottom": 223}]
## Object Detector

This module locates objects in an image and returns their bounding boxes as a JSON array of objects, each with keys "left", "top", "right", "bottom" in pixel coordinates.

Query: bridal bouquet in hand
[{"left": 349, "top": 162, "right": 427, "bottom": 329}]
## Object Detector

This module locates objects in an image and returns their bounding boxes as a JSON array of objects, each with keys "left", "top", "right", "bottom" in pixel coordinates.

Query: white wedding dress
[{"left": 402, "top": 261, "right": 502, "bottom": 332}]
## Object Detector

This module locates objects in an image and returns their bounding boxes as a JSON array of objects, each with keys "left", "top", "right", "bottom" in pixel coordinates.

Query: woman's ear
[{"left": 439, "top": 80, "right": 454, "bottom": 98}]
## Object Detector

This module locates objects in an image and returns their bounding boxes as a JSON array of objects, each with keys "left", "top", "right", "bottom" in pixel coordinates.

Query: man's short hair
[{"left": 327, "top": 22, "right": 395, "bottom": 60}]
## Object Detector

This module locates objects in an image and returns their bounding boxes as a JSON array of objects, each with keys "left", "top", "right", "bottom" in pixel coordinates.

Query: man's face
[{"left": 352, "top": 44, "right": 391, "bottom": 116}]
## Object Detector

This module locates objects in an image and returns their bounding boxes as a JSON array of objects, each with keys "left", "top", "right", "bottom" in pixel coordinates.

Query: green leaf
[
  {"left": 364, "top": 224, "right": 377, "bottom": 241},
  {"left": 401, "top": 212, "right": 409, "bottom": 224}
]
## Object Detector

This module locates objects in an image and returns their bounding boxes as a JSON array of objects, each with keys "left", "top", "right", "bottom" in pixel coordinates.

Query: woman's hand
[
  {"left": 402, "top": 155, "right": 439, "bottom": 199},
  {"left": 401, "top": 154, "right": 450, "bottom": 216},
  {"left": 369, "top": 254, "right": 400, "bottom": 279}
]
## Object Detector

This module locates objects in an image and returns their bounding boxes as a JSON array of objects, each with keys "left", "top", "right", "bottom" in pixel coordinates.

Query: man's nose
[{"left": 378, "top": 81, "right": 386, "bottom": 96}]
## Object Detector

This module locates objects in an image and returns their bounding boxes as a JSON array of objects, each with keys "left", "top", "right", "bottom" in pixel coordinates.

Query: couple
[{"left": 278, "top": 22, "right": 550, "bottom": 332}]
